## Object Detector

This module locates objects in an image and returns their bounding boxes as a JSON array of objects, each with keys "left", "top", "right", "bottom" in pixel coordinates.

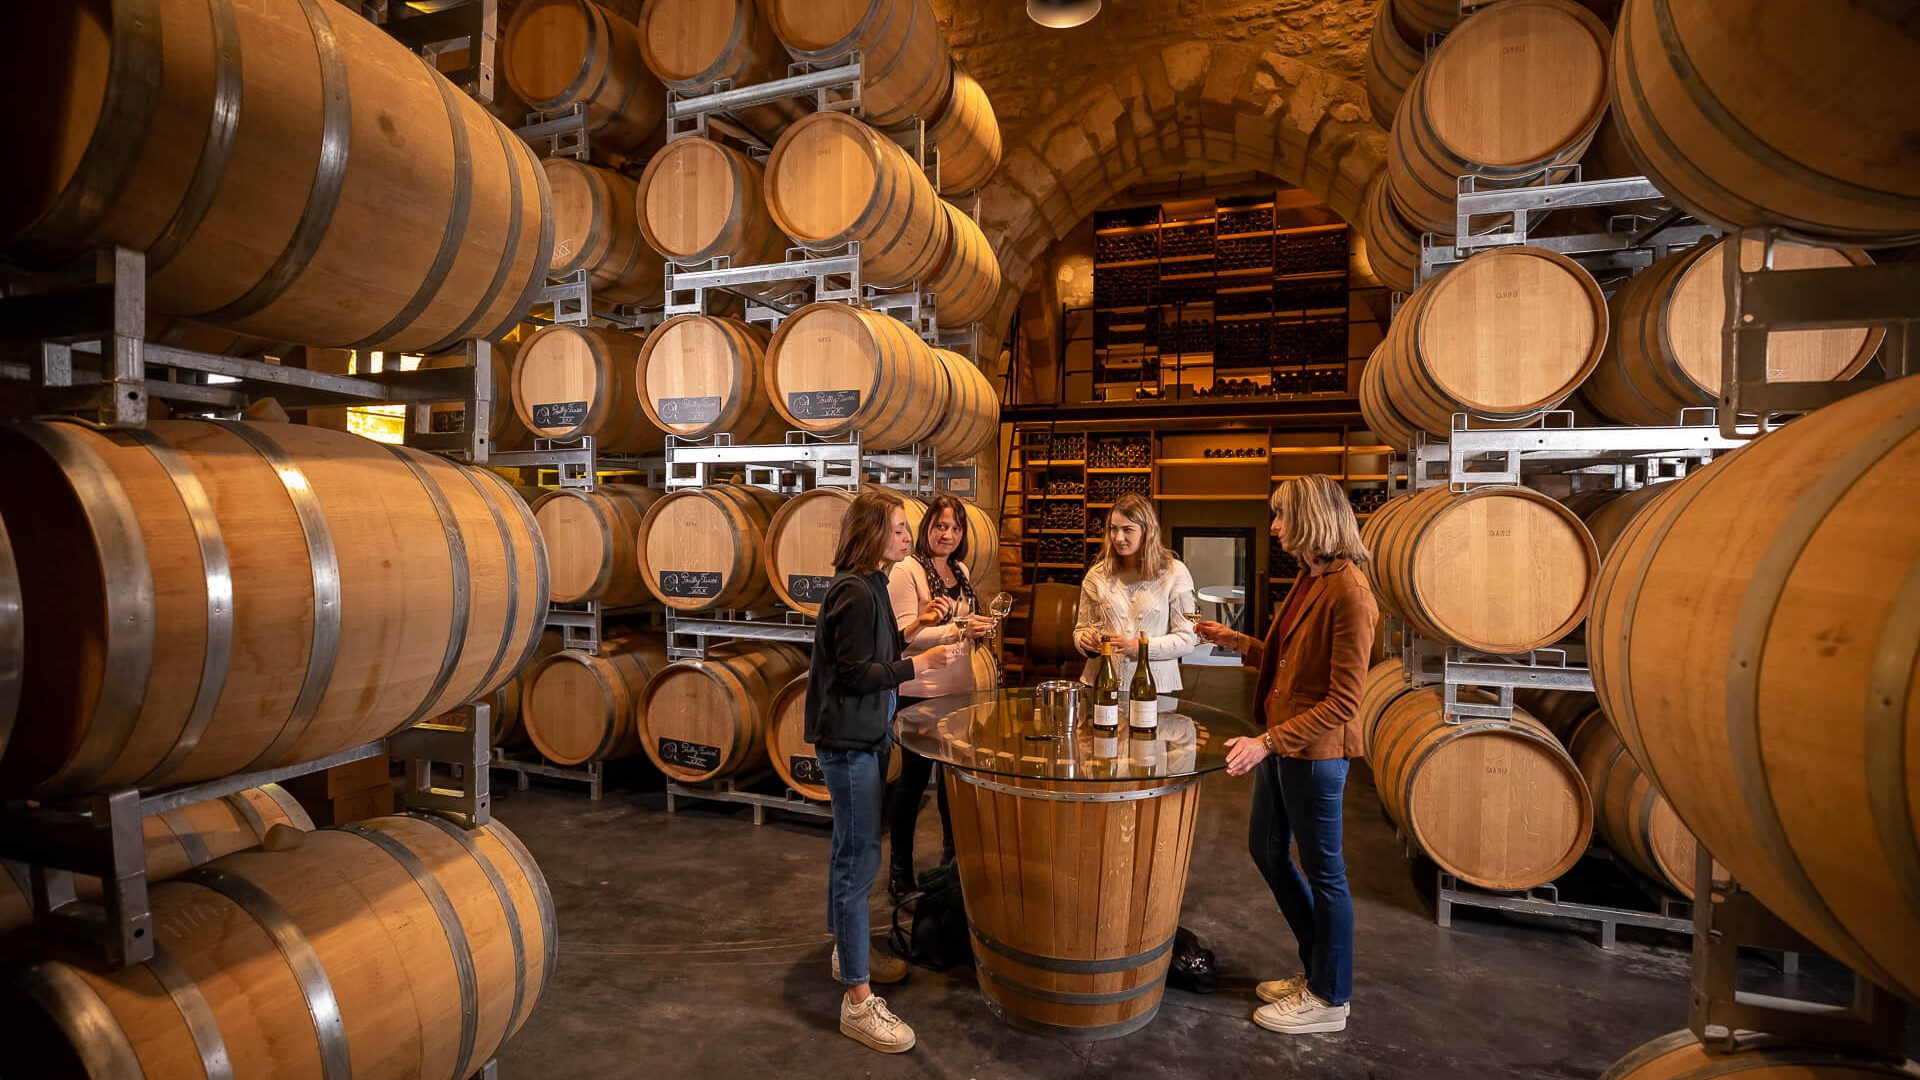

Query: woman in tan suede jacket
[{"left": 1195, "top": 474, "right": 1378, "bottom": 1038}]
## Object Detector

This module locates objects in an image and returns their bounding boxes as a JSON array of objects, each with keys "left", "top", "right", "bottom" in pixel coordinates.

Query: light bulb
[{"left": 1027, "top": 0, "right": 1101, "bottom": 29}]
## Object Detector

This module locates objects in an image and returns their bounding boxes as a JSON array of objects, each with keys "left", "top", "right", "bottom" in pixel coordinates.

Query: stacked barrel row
[
  {"left": 1357, "top": 659, "right": 1699, "bottom": 897},
  {"left": 504, "top": 310, "right": 999, "bottom": 456},
  {"left": 1359, "top": 0, "right": 1920, "bottom": 295},
  {"left": 500, "top": 0, "right": 1004, "bottom": 324},
  {"left": 520, "top": 631, "right": 896, "bottom": 801}
]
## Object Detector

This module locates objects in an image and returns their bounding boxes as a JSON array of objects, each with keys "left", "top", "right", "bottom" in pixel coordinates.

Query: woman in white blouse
[
  {"left": 886, "top": 494, "right": 996, "bottom": 900},
  {"left": 1073, "top": 492, "right": 1202, "bottom": 693}
]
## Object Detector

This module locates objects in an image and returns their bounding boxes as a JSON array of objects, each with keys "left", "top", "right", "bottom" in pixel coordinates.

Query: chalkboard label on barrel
[
  {"left": 432, "top": 409, "right": 467, "bottom": 433},
  {"left": 787, "top": 574, "right": 834, "bottom": 605},
  {"left": 659, "top": 570, "right": 723, "bottom": 598},
  {"left": 531, "top": 400, "right": 588, "bottom": 429},
  {"left": 787, "top": 389, "right": 860, "bottom": 420},
  {"left": 658, "top": 738, "right": 721, "bottom": 772},
  {"left": 789, "top": 755, "right": 825, "bottom": 787},
  {"left": 657, "top": 395, "right": 722, "bottom": 425}
]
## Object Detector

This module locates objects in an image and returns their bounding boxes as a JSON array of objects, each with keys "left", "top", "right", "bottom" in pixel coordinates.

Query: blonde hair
[
  {"left": 1097, "top": 492, "right": 1172, "bottom": 579},
  {"left": 1270, "top": 475, "right": 1370, "bottom": 565}
]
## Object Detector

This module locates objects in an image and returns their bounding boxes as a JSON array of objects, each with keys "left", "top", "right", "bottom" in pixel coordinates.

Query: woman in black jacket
[{"left": 807, "top": 488, "right": 962, "bottom": 1055}]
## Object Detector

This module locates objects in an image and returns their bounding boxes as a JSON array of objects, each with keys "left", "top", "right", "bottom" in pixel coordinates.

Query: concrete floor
[{"left": 489, "top": 667, "right": 1888, "bottom": 1079}]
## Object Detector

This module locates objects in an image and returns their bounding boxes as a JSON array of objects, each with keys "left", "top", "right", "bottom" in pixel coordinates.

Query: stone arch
[{"left": 972, "top": 39, "right": 1390, "bottom": 347}]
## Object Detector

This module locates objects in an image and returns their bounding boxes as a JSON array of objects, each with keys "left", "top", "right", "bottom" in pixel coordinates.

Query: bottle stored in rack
[
  {"left": 1044, "top": 479, "right": 1086, "bottom": 496},
  {"left": 1096, "top": 232, "right": 1158, "bottom": 263},
  {"left": 1274, "top": 280, "right": 1346, "bottom": 313},
  {"left": 1158, "top": 274, "right": 1215, "bottom": 306},
  {"left": 1088, "top": 473, "right": 1152, "bottom": 502},
  {"left": 1275, "top": 231, "right": 1348, "bottom": 275},
  {"left": 1162, "top": 318, "right": 1212, "bottom": 355},
  {"left": 1216, "top": 291, "right": 1272, "bottom": 318},
  {"left": 1088, "top": 437, "right": 1151, "bottom": 469},
  {"left": 1159, "top": 224, "right": 1216, "bottom": 259},
  {"left": 1218, "top": 205, "right": 1274, "bottom": 235},
  {"left": 1042, "top": 501, "right": 1087, "bottom": 530},
  {"left": 1215, "top": 320, "right": 1271, "bottom": 370},
  {"left": 1038, "top": 535, "right": 1086, "bottom": 563},
  {"left": 1094, "top": 265, "right": 1158, "bottom": 308},
  {"left": 1274, "top": 317, "right": 1346, "bottom": 365},
  {"left": 1197, "top": 377, "right": 1265, "bottom": 399},
  {"left": 1217, "top": 235, "right": 1272, "bottom": 272},
  {"left": 1349, "top": 489, "right": 1389, "bottom": 515},
  {"left": 1046, "top": 433, "right": 1086, "bottom": 461},
  {"left": 1203, "top": 447, "right": 1267, "bottom": 459}
]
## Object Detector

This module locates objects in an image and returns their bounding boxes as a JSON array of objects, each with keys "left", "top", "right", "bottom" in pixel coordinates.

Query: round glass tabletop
[{"left": 894, "top": 689, "right": 1257, "bottom": 783}]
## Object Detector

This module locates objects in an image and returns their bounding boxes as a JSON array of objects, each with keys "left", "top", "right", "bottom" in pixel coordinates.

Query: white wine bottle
[
  {"left": 1093, "top": 641, "right": 1120, "bottom": 730},
  {"left": 1128, "top": 633, "right": 1158, "bottom": 732}
]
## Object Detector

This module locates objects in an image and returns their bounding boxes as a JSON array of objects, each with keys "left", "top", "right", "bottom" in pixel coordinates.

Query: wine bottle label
[
  {"left": 1094, "top": 704, "right": 1120, "bottom": 728},
  {"left": 1128, "top": 698, "right": 1158, "bottom": 731},
  {"left": 1093, "top": 734, "right": 1120, "bottom": 759}
]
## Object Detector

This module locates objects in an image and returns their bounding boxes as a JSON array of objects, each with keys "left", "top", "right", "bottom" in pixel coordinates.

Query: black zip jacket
[{"left": 805, "top": 569, "right": 916, "bottom": 751}]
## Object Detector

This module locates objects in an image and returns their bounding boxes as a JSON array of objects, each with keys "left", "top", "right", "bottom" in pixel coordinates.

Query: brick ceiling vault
[{"left": 963, "top": 39, "right": 1390, "bottom": 349}]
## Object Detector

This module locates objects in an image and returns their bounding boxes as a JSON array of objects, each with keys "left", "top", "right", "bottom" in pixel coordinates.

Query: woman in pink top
[{"left": 885, "top": 494, "right": 996, "bottom": 899}]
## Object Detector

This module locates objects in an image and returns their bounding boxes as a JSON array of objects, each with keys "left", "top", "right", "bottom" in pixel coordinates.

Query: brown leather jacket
[{"left": 1237, "top": 559, "right": 1380, "bottom": 759}]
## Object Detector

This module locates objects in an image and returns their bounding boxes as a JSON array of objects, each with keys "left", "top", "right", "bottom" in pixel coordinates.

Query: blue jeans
[
  {"left": 820, "top": 740, "right": 891, "bottom": 986},
  {"left": 1249, "top": 755, "right": 1353, "bottom": 1005}
]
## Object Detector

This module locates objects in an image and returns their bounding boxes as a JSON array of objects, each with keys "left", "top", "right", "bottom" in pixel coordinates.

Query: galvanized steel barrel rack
[{"left": 0, "top": 704, "right": 493, "bottom": 971}]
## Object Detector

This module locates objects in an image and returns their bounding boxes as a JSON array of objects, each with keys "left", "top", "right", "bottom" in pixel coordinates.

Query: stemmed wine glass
[{"left": 978, "top": 591, "right": 1015, "bottom": 654}]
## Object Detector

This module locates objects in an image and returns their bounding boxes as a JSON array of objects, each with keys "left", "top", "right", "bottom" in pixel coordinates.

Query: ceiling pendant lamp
[{"left": 1027, "top": 0, "right": 1101, "bottom": 29}]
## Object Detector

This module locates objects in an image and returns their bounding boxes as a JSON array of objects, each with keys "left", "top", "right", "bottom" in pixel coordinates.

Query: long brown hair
[
  {"left": 1270, "top": 475, "right": 1370, "bottom": 564},
  {"left": 915, "top": 493, "right": 971, "bottom": 565},
  {"left": 1096, "top": 492, "right": 1171, "bottom": 579},
  {"left": 833, "top": 488, "right": 905, "bottom": 573}
]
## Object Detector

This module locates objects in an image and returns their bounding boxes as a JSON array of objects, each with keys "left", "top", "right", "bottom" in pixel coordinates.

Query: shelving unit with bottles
[{"left": 1091, "top": 194, "right": 1352, "bottom": 404}]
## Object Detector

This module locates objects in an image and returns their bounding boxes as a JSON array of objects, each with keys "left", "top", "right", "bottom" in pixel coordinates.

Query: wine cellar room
[{"left": 0, "top": 1, "right": 1916, "bottom": 1079}]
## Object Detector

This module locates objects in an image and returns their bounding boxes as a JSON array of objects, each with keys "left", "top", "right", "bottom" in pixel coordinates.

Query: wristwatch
[{"left": 1262, "top": 731, "right": 1277, "bottom": 754}]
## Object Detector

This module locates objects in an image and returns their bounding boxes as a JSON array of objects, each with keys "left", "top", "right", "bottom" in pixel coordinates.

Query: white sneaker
[
  {"left": 1253, "top": 988, "right": 1350, "bottom": 1034},
  {"left": 1255, "top": 973, "right": 1309, "bottom": 1003},
  {"left": 841, "top": 993, "right": 916, "bottom": 1053}
]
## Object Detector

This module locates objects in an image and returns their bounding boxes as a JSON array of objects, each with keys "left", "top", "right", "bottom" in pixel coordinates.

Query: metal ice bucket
[{"left": 1033, "top": 680, "right": 1085, "bottom": 739}]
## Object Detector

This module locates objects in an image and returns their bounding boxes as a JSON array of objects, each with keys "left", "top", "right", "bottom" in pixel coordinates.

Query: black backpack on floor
[{"left": 889, "top": 862, "right": 973, "bottom": 970}]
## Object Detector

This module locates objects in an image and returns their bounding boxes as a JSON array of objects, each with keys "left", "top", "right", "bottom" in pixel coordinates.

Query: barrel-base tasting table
[{"left": 896, "top": 690, "right": 1253, "bottom": 1039}]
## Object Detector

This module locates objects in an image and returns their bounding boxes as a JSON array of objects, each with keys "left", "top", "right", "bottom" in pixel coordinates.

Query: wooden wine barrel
[
  {"left": 1025, "top": 582, "right": 1082, "bottom": 667},
  {"left": 925, "top": 200, "right": 1001, "bottom": 328},
  {"left": 1566, "top": 706, "right": 1697, "bottom": 898},
  {"left": 635, "top": 136, "right": 790, "bottom": 290},
  {"left": 1369, "top": 688, "right": 1592, "bottom": 891},
  {"left": 635, "top": 315, "right": 787, "bottom": 444},
  {"left": 1610, "top": 0, "right": 1920, "bottom": 245},
  {"left": 1386, "top": 0, "right": 1612, "bottom": 233},
  {"left": 763, "top": 488, "right": 928, "bottom": 614},
  {"left": 0, "top": 815, "right": 555, "bottom": 1080},
  {"left": 0, "top": 518, "right": 17, "bottom": 751},
  {"left": 924, "top": 349, "right": 999, "bottom": 462},
  {"left": 502, "top": 0, "right": 665, "bottom": 152},
  {"left": 1380, "top": 246, "right": 1607, "bottom": 436},
  {"left": 0, "top": 784, "right": 313, "bottom": 933},
  {"left": 765, "top": 112, "right": 951, "bottom": 288},
  {"left": 1365, "top": 0, "right": 1423, "bottom": 128},
  {"left": 1583, "top": 238, "right": 1883, "bottom": 426},
  {"left": 511, "top": 324, "right": 663, "bottom": 453},
  {"left": 532, "top": 484, "right": 659, "bottom": 605},
  {"left": 1588, "top": 373, "right": 1920, "bottom": 1001},
  {"left": 488, "top": 630, "right": 564, "bottom": 748},
  {"left": 523, "top": 634, "right": 669, "bottom": 764},
  {"left": 1358, "top": 344, "right": 1421, "bottom": 452},
  {"left": 926, "top": 64, "right": 1002, "bottom": 195},
  {"left": 544, "top": 158, "right": 665, "bottom": 305},
  {"left": 1359, "top": 174, "right": 1425, "bottom": 296},
  {"left": 764, "top": 302, "right": 948, "bottom": 450},
  {"left": 767, "top": 674, "right": 901, "bottom": 800},
  {"left": 958, "top": 499, "right": 1003, "bottom": 596},
  {"left": 948, "top": 765, "right": 1200, "bottom": 1038},
  {"left": 636, "top": 483, "right": 785, "bottom": 612},
  {"left": 638, "top": 642, "right": 809, "bottom": 782},
  {"left": 1562, "top": 483, "right": 1670, "bottom": 562},
  {"left": 639, "top": 0, "right": 809, "bottom": 137},
  {"left": 1356, "top": 657, "right": 1418, "bottom": 759},
  {"left": 0, "top": 0, "right": 552, "bottom": 353},
  {"left": 1371, "top": 484, "right": 1598, "bottom": 654},
  {"left": 1602, "top": 1030, "right": 1920, "bottom": 1080},
  {"left": 0, "top": 419, "right": 548, "bottom": 797},
  {"left": 1389, "top": 0, "right": 1456, "bottom": 39},
  {"left": 763, "top": 0, "right": 953, "bottom": 126},
  {"left": 420, "top": 340, "right": 534, "bottom": 452}
]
